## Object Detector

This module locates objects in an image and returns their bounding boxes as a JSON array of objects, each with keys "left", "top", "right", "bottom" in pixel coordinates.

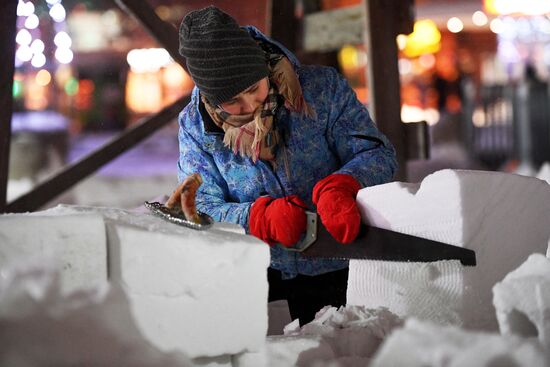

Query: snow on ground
[
  {"left": 371, "top": 318, "right": 550, "bottom": 367},
  {"left": 2, "top": 169, "right": 550, "bottom": 366},
  {"left": 0, "top": 260, "right": 191, "bottom": 367}
]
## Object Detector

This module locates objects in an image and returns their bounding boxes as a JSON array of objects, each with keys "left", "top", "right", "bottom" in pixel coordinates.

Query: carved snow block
[{"left": 349, "top": 169, "right": 550, "bottom": 330}]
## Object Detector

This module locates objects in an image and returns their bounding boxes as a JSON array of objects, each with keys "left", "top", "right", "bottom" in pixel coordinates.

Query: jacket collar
[{"left": 198, "top": 96, "right": 224, "bottom": 134}]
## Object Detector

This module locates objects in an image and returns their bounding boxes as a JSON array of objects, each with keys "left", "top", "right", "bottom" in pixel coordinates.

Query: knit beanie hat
[{"left": 179, "top": 6, "right": 269, "bottom": 106}]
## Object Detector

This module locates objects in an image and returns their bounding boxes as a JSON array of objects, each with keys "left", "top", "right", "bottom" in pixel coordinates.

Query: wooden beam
[
  {"left": 270, "top": 0, "right": 298, "bottom": 53},
  {"left": 114, "top": 0, "right": 188, "bottom": 72},
  {"left": 0, "top": 0, "right": 17, "bottom": 212},
  {"left": 6, "top": 96, "right": 190, "bottom": 213},
  {"left": 364, "top": 0, "right": 413, "bottom": 180}
]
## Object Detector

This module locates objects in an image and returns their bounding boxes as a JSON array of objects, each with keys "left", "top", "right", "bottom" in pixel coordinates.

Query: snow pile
[
  {"left": 493, "top": 254, "right": 550, "bottom": 348},
  {"left": 284, "top": 305, "right": 403, "bottom": 358},
  {"left": 235, "top": 305, "right": 402, "bottom": 366},
  {"left": 370, "top": 318, "right": 550, "bottom": 367},
  {"left": 0, "top": 260, "right": 190, "bottom": 366},
  {"left": 1, "top": 204, "right": 270, "bottom": 360},
  {"left": 349, "top": 169, "right": 550, "bottom": 330}
]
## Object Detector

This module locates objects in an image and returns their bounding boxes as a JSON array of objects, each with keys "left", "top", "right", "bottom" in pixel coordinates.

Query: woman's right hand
[{"left": 249, "top": 195, "right": 307, "bottom": 247}]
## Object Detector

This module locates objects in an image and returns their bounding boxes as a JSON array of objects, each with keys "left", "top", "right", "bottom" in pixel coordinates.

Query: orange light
[
  {"left": 402, "top": 20, "right": 441, "bottom": 58},
  {"left": 125, "top": 71, "right": 162, "bottom": 113},
  {"left": 35, "top": 69, "right": 52, "bottom": 86},
  {"left": 483, "top": 0, "right": 498, "bottom": 15}
]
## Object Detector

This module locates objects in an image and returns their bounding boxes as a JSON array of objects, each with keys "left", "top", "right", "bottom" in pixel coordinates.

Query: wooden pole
[
  {"left": 6, "top": 96, "right": 189, "bottom": 213},
  {"left": 0, "top": 0, "right": 17, "bottom": 213},
  {"left": 114, "top": 0, "right": 188, "bottom": 72},
  {"left": 364, "top": 0, "right": 413, "bottom": 181},
  {"left": 270, "top": 0, "right": 298, "bottom": 53}
]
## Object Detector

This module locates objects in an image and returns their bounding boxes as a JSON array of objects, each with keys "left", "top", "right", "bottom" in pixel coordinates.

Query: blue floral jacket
[{"left": 177, "top": 27, "right": 397, "bottom": 279}]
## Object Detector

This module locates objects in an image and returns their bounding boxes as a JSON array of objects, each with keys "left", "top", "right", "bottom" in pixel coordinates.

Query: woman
[{"left": 168, "top": 6, "right": 397, "bottom": 324}]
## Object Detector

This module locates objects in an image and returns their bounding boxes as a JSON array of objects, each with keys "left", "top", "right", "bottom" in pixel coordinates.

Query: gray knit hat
[{"left": 179, "top": 6, "right": 269, "bottom": 106}]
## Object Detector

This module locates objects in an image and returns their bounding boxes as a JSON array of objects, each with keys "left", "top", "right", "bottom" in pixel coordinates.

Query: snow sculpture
[
  {"left": 371, "top": 319, "right": 550, "bottom": 367},
  {"left": 349, "top": 169, "right": 550, "bottom": 330},
  {"left": 493, "top": 253, "right": 550, "bottom": 348},
  {"left": 1, "top": 204, "right": 270, "bottom": 359}
]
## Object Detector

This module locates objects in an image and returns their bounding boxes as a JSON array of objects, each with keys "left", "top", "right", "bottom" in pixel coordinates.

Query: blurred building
[{"left": 7, "top": 0, "right": 550, "bottom": 207}]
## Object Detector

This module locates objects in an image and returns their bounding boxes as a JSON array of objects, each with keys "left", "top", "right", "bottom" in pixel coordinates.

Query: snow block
[
  {"left": 349, "top": 169, "right": 550, "bottom": 330},
  {"left": 0, "top": 212, "right": 107, "bottom": 294},
  {"left": 493, "top": 254, "right": 550, "bottom": 348},
  {"left": 41, "top": 205, "right": 270, "bottom": 359},
  {"left": 371, "top": 319, "right": 550, "bottom": 367}
]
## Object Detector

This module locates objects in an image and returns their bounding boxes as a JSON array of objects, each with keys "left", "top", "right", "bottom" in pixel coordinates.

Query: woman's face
[{"left": 218, "top": 77, "right": 269, "bottom": 115}]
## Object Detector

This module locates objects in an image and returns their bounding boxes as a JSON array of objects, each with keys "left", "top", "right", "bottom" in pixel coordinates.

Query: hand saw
[
  {"left": 145, "top": 202, "right": 476, "bottom": 266},
  {"left": 287, "top": 212, "right": 476, "bottom": 266}
]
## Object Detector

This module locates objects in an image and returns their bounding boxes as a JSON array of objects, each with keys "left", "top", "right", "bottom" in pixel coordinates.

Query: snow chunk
[
  {"left": 285, "top": 305, "right": 403, "bottom": 358},
  {"left": 37, "top": 204, "right": 270, "bottom": 358},
  {"left": 537, "top": 162, "right": 550, "bottom": 184},
  {"left": 371, "top": 319, "right": 550, "bottom": 367},
  {"left": 349, "top": 169, "right": 550, "bottom": 330},
  {"left": 0, "top": 261, "right": 191, "bottom": 366},
  {"left": 493, "top": 254, "right": 550, "bottom": 348},
  {"left": 0, "top": 212, "right": 107, "bottom": 294}
]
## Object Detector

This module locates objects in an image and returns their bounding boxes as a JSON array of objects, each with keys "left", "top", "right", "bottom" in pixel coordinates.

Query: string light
[
  {"left": 17, "top": 1, "right": 35, "bottom": 17},
  {"left": 55, "top": 48, "right": 73, "bottom": 64},
  {"left": 30, "top": 39, "right": 45, "bottom": 54},
  {"left": 24, "top": 14, "right": 39, "bottom": 29},
  {"left": 49, "top": 3, "right": 66, "bottom": 22},
  {"left": 447, "top": 17, "right": 464, "bottom": 33},
  {"left": 54, "top": 31, "right": 72, "bottom": 48},
  {"left": 490, "top": 18, "right": 504, "bottom": 34},
  {"left": 472, "top": 11, "right": 488, "bottom": 27},
  {"left": 15, "top": 29, "right": 32, "bottom": 46},
  {"left": 31, "top": 53, "right": 46, "bottom": 68}
]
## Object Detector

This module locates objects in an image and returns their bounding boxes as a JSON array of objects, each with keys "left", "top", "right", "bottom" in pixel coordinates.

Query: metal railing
[{"left": 462, "top": 80, "right": 550, "bottom": 170}]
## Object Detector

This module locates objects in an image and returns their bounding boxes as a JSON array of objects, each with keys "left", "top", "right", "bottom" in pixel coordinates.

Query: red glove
[
  {"left": 249, "top": 195, "right": 307, "bottom": 247},
  {"left": 312, "top": 174, "right": 362, "bottom": 244}
]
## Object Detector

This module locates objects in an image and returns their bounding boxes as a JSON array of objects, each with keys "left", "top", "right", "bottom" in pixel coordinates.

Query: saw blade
[{"left": 301, "top": 221, "right": 476, "bottom": 266}]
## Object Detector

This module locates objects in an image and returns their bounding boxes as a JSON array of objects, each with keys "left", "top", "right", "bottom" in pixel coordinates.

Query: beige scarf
[{"left": 202, "top": 56, "right": 313, "bottom": 162}]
